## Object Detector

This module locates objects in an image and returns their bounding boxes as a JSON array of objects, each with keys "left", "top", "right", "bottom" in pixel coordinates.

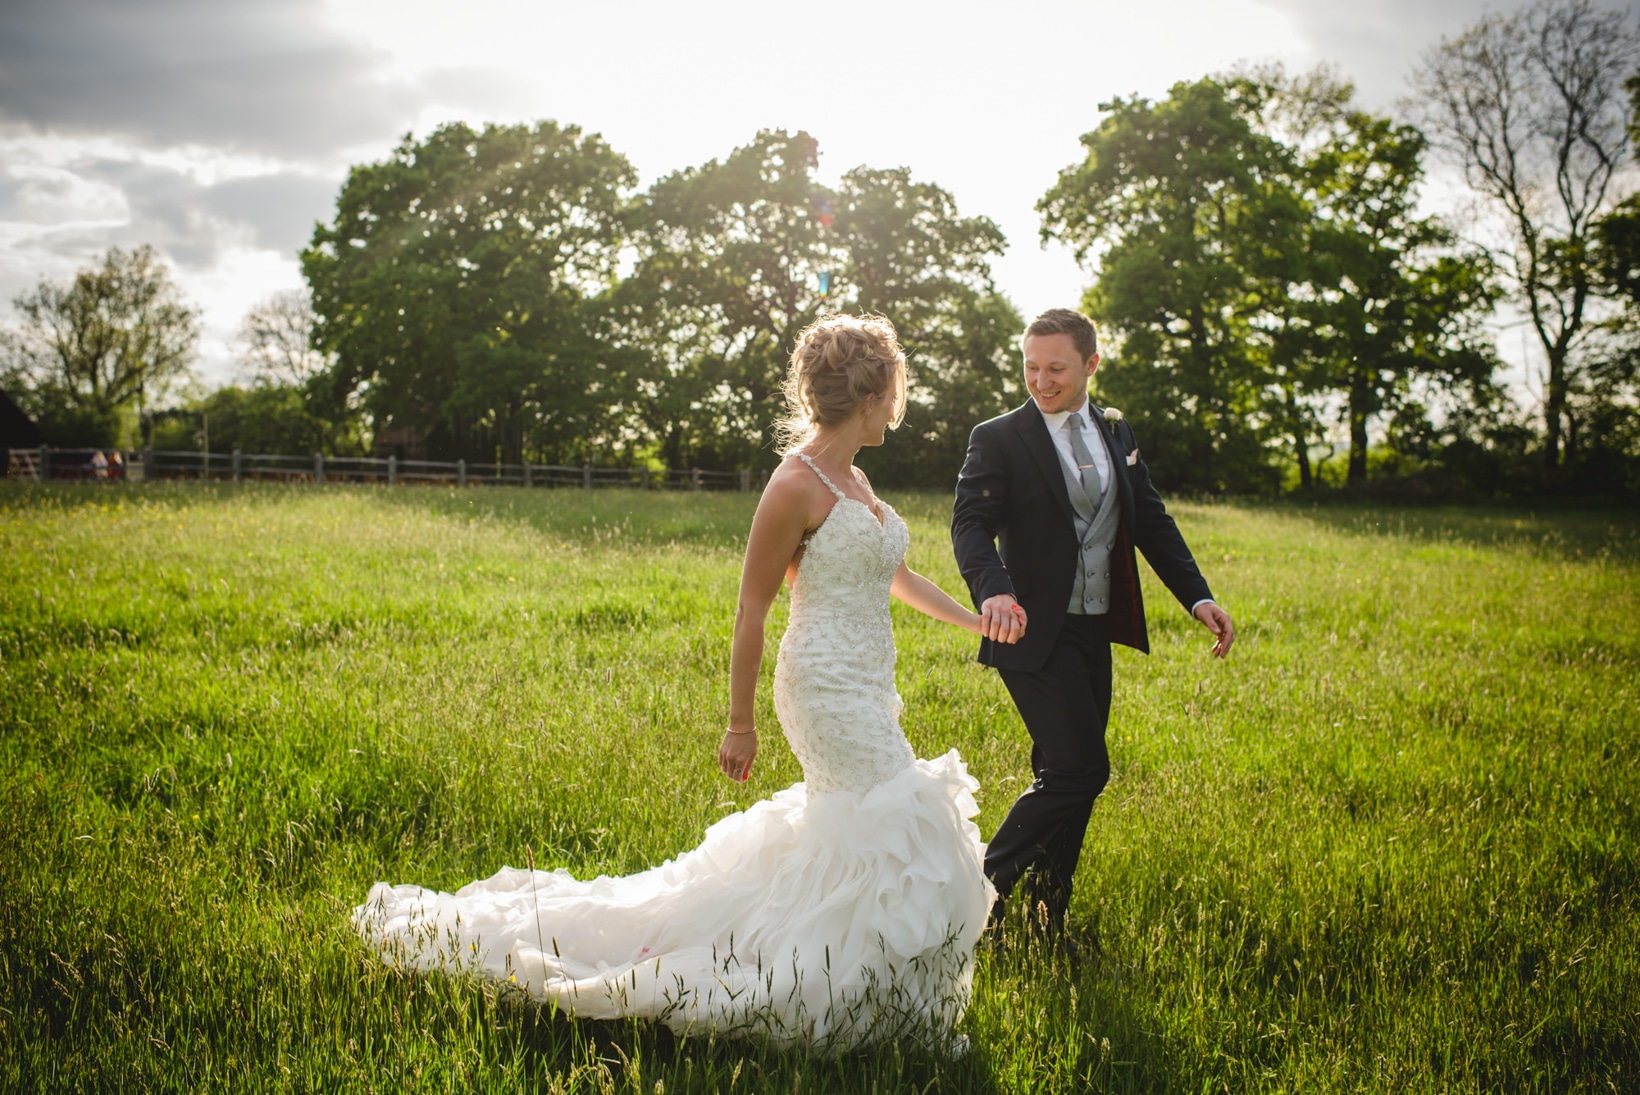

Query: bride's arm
[
  {"left": 890, "top": 562, "right": 1023, "bottom": 641},
  {"left": 720, "top": 473, "right": 811, "bottom": 782},
  {"left": 849, "top": 464, "right": 1022, "bottom": 643}
]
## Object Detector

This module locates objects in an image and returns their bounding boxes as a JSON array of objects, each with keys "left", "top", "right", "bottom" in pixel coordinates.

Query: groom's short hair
[{"left": 1024, "top": 309, "right": 1098, "bottom": 363}]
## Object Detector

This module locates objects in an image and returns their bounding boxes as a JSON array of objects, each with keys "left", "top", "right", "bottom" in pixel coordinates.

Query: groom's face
[{"left": 1022, "top": 333, "right": 1099, "bottom": 416}]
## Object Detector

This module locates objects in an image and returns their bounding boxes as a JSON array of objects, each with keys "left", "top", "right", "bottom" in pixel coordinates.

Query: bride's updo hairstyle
[{"left": 775, "top": 313, "right": 908, "bottom": 454}]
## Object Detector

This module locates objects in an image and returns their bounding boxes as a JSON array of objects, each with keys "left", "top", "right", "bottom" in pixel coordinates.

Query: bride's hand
[
  {"left": 718, "top": 727, "right": 757, "bottom": 782},
  {"left": 969, "top": 602, "right": 1027, "bottom": 639},
  {"left": 978, "top": 595, "right": 1027, "bottom": 643}
]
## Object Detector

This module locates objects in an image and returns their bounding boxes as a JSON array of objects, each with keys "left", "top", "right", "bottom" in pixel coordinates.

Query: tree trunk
[
  {"left": 1347, "top": 365, "right": 1370, "bottom": 487},
  {"left": 1543, "top": 343, "right": 1568, "bottom": 477},
  {"left": 502, "top": 405, "right": 523, "bottom": 468},
  {"left": 1286, "top": 384, "right": 1312, "bottom": 490},
  {"left": 662, "top": 424, "right": 684, "bottom": 471}
]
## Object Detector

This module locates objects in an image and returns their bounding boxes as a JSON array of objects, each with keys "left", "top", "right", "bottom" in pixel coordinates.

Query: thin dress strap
[{"left": 795, "top": 453, "right": 846, "bottom": 499}]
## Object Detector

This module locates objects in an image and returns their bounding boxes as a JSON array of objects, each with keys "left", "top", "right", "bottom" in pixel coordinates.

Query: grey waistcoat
[{"left": 1059, "top": 431, "right": 1122, "bottom": 616}]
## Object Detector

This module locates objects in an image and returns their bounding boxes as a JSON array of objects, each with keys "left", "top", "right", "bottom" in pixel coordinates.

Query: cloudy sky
[{"left": 2, "top": 0, "right": 1636, "bottom": 388}]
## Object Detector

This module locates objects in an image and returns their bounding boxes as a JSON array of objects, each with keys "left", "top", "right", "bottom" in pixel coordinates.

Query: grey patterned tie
[{"left": 1065, "top": 412, "right": 1102, "bottom": 503}]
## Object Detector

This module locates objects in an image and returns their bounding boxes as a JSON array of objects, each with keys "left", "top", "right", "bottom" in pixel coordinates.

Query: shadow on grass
[
  {"left": 1228, "top": 498, "right": 1640, "bottom": 563},
  {"left": 426, "top": 945, "right": 1219, "bottom": 1093},
  {"left": 347, "top": 963, "right": 1016, "bottom": 1095},
  {"left": 8, "top": 483, "right": 1636, "bottom": 566}
]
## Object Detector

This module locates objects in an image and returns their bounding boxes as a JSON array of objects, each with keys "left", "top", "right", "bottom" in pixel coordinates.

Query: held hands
[
  {"left": 718, "top": 727, "right": 757, "bottom": 783},
  {"left": 979, "top": 594, "right": 1027, "bottom": 645},
  {"left": 1194, "top": 602, "right": 1235, "bottom": 658}
]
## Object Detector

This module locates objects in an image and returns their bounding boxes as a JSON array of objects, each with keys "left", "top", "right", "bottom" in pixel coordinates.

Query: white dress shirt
[
  {"left": 1035, "top": 398, "right": 1215, "bottom": 618},
  {"left": 1036, "top": 398, "right": 1112, "bottom": 506}
]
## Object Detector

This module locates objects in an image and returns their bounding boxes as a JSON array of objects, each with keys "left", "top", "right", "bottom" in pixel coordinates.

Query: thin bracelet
[{"left": 723, "top": 725, "right": 756, "bottom": 736}]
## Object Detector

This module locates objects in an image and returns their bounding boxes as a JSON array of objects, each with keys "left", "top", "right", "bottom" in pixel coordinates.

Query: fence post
[
  {"left": 583, "top": 464, "right": 592, "bottom": 491},
  {"left": 202, "top": 446, "right": 209, "bottom": 478},
  {"left": 691, "top": 467, "right": 701, "bottom": 492},
  {"left": 386, "top": 454, "right": 396, "bottom": 486},
  {"left": 458, "top": 459, "right": 466, "bottom": 488},
  {"left": 639, "top": 466, "right": 649, "bottom": 491},
  {"left": 38, "top": 445, "right": 50, "bottom": 482},
  {"left": 314, "top": 452, "right": 324, "bottom": 484},
  {"left": 143, "top": 446, "right": 153, "bottom": 481},
  {"left": 232, "top": 448, "right": 242, "bottom": 483},
  {"left": 523, "top": 462, "right": 532, "bottom": 488},
  {"left": 739, "top": 469, "right": 749, "bottom": 493}
]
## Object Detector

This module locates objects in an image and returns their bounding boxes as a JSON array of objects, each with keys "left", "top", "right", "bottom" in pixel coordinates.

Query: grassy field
[{"left": 1, "top": 482, "right": 1636, "bottom": 1093}]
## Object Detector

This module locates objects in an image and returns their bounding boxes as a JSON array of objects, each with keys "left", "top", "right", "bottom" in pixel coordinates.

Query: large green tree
[
  {"left": 1043, "top": 73, "right": 1498, "bottom": 492},
  {"left": 1040, "top": 78, "right": 1291, "bottom": 493},
  {"left": 1579, "top": 70, "right": 1640, "bottom": 497},
  {"left": 832, "top": 166, "right": 1021, "bottom": 486},
  {"left": 613, "top": 130, "right": 1019, "bottom": 483},
  {"left": 0, "top": 246, "right": 198, "bottom": 446},
  {"left": 1281, "top": 94, "right": 1498, "bottom": 486},
  {"left": 302, "top": 120, "right": 635, "bottom": 464},
  {"left": 610, "top": 131, "right": 829, "bottom": 472}
]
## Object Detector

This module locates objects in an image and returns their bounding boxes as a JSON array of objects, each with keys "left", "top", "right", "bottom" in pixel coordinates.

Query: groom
[{"left": 952, "top": 308, "right": 1234, "bottom": 939}]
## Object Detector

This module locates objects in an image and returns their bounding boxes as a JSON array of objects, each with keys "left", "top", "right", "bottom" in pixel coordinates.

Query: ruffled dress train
[{"left": 356, "top": 459, "right": 994, "bottom": 1051}]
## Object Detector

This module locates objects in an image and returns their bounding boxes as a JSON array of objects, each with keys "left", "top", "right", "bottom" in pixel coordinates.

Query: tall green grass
[{"left": 1, "top": 483, "right": 1635, "bottom": 1092}]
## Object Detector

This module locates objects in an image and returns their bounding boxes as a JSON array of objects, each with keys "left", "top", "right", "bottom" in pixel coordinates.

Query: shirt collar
[{"left": 1036, "top": 396, "right": 1093, "bottom": 433}]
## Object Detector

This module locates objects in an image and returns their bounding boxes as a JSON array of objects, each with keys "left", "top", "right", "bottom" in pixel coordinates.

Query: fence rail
[{"left": 7, "top": 446, "right": 759, "bottom": 492}]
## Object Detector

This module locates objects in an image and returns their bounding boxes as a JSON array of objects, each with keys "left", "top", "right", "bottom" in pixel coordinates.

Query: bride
[{"left": 356, "top": 314, "right": 1010, "bottom": 1052}]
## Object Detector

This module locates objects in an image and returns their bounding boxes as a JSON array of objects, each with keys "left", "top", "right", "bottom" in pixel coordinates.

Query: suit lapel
[{"left": 1011, "top": 401, "right": 1077, "bottom": 528}]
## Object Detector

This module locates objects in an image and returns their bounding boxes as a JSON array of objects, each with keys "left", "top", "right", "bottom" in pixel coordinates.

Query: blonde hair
[{"left": 774, "top": 314, "right": 907, "bottom": 454}]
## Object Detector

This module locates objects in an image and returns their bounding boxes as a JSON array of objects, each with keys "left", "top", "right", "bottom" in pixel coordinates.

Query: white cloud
[
  {"left": 0, "top": 0, "right": 423, "bottom": 161},
  {"left": 174, "top": 248, "right": 309, "bottom": 388},
  {"left": 1250, "top": 0, "right": 1640, "bottom": 111}
]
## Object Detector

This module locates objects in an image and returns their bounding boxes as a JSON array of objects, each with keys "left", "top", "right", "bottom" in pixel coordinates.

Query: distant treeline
[{"left": 5, "top": 2, "right": 1638, "bottom": 497}]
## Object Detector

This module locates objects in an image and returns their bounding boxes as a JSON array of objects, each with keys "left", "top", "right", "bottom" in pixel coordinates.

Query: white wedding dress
[{"left": 355, "top": 455, "right": 994, "bottom": 1051}]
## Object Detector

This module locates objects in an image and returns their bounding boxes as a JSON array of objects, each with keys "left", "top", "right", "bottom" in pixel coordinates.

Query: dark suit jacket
[{"left": 951, "top": 400, "right": 1212, "bottom": 671}]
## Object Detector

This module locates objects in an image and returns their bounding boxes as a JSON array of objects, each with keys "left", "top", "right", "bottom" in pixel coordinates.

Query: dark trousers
[{"left": 983, "top": 612, "right": 1112, "bottom": 931}]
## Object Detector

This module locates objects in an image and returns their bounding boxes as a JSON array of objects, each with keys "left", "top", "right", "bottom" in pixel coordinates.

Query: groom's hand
[
  {"left": 981, "top": 594, "right": 1026, "bottom": 645},
  {"left": 1193, "top": 602, "right": 1235, "bottom": 658}
]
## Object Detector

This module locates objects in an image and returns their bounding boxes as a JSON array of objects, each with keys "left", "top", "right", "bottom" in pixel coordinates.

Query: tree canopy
[
  {"left": 1412, "top": 0, "right": 1639, "bottom": 480},
  {"left": 301, "top": 125, "right": 1020, "bottom": 485},
  {"left": 9, "top": 3, "right": 1633, "bottom": 501},
  {"left": 1, "top": 246, "right": 198, "bottom": 446},
  {"left": 302, "top": 120, "right": 636, "bottom": 465},
  {"left": 611, "top": 130, "right": 1019, "bottom": 483},
  {"left": 1042, "top": 70, "right": 1499, "bottom": 492}
]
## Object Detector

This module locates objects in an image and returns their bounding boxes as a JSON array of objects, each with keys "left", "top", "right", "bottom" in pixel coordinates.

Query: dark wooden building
[{"left": 0, "top": 389, "right": 42, "bottom": 451}]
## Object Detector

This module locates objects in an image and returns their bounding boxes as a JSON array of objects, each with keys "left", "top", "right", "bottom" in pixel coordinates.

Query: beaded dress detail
[
  {"left": 355, "top": 454, "right": 994, "bottom": 1052},
  {"left": 774, "top": 454, "right": 916, "bottom": 794}
]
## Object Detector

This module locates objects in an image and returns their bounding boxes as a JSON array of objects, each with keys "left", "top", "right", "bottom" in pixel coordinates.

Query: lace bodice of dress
[{"left": 773, "top": 454, "right": 915, "bottom": 795}]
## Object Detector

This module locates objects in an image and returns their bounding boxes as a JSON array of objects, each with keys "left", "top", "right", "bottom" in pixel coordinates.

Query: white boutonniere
[{"left": 1103, "top": 406, "right": 1123, "bottom": 423}]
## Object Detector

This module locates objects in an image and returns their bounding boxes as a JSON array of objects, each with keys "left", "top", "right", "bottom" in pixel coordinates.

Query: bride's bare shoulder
[{"left": 758, "top": 457, "right": 832, "bottom": 521}]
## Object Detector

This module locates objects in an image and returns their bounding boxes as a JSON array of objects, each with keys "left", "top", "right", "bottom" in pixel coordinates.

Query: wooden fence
[{"left": 7, "top": 446, "right": 759, "bottom": 492}]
